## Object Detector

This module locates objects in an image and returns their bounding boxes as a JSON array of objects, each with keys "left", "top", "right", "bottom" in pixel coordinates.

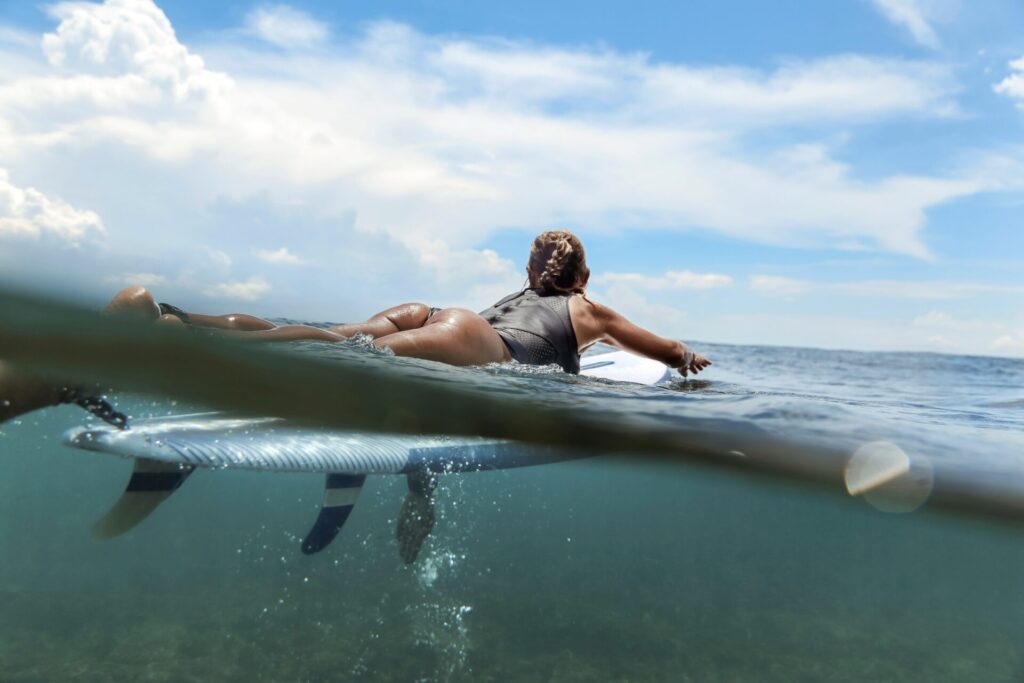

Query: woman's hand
[{"left": 677, "top": 351, "right": 711, "bottom": 378}]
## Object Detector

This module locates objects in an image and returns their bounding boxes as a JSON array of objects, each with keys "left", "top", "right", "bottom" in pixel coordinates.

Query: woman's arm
[{"left": 571, "top": 297, "right": 711, "bottom": 377}]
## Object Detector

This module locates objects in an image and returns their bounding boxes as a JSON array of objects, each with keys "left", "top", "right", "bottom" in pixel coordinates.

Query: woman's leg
[
  {"left": 1, "top": 286, "right": 156, "bottom": 423},
  {"left": 186, "top": 312, "right": 276, "bottom": 331},
  {"left": 327, "top": 303, "right": 433, "bottom": 339},
  {"left": 2, "top": 286, "right": 282, "bottom": 423},
  {"left": 234, "top": 303, "right": 437, "bottom": 343},
  {"left": 373, "top": 308, "right": 511, "bottom": 366},
  {"left": 0, "top": 362, "right": 64, "bottom": 423},
  {"left": 105, "top": 285, "right": 276, "bottom": 331}
]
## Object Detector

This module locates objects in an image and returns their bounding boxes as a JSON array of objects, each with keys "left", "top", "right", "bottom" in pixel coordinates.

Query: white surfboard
[
  {"left": 60, "top": 350, "right": 670, "bottom": 557},
  {"left": 580, "top": 349, "right": 672, "bottom": 384}
]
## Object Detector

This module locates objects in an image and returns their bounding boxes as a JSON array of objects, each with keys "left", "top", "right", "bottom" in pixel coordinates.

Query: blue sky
[{"left": 0, "top": 0, "right": 1023, "bottom": 356}]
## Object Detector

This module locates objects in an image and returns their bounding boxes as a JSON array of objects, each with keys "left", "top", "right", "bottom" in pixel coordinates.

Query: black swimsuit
[{"left": 478, "top": 289, "right": 580, "bottom": 374}]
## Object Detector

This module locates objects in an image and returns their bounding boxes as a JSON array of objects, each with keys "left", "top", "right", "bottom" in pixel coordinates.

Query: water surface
[{"left": 2, "top": 341, "right": 1023, "bottom": 681}]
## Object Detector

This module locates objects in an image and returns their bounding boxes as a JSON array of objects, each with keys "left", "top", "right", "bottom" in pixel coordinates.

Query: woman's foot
[
  {"left": 0, "top": 361, "right": 63, "bottom": 424},
  {"left": 103, "top": 285, "right": 162, "bottom": 321}
]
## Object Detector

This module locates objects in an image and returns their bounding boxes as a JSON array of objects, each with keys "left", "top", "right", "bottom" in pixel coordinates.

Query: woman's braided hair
[{"left": 528, "top": 230, "right": 590, "bottom": 295}]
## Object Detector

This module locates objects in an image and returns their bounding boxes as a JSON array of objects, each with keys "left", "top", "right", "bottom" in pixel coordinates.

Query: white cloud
[
  {"left": 106, "top": 271, "right": 167, "bottom": 286},
  {"left": 913, "top": 310, "right": 955, "bottom": 326},
  {"left": 639, "top": 55, "right": 958, "bottom": 122},
  {"left": 597, "top": 270, "right": 733, "bottom": 290},
  {"left": 255, "top": 246, "right": 306, "bottom": 265},
  {"left": 992, "top": 334, "right": 1024, "bottom": 353},
  {"left": 871, "top": 0, "right": 941, "bottom": 49},
  {"left": 41, "top": 0, "right": 231, "bottom": 103},
  {"left": 904, "top": 311, "right": 1024, "bottom": 357},
  {"left": 597, "top": 284, "right": 690, "bottom": 339},
  {"left": 700, "top": 311, "right": 1024, "bottom": 358},
  {"left": 838, "top": 280, "right": 1024, "bottom": 299},
  {"left": 749, "top": 275, "right": 811, "bottom": 297},
  {"left": 751, "top": 277, "right": 1024, "bottom": 300},
  {"left": 0, "top": 0, "right": 978, "bottom": 265},
  {"left": 433, "top": 40, "right": 958, "bottom": 123},
  {"left": 925, "top": 334, "right": 959, "bottom": 350},
  {"left": 0, "top": 25, "right": 37, "bottom": 49},
  {"left": 994, "top": 57, "right": 1024, "bottom": 107},
  {"left": 244, "top": 5, "right": 328, "bottom": 49},
  {"left": 0, "top": 168, "right": 104, "bottom": 244},
  {"left": 0, "top": 0, "right": 1013, "bottom": 343},
  {"left": 204, "top": 276, "right": 271, "bottom": 301},
  {"left": 416, "top": 242, "right": 522, "bottom": 308}
]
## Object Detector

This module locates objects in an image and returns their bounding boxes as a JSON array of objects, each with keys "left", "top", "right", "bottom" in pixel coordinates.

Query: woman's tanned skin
[{"left": 0, "top": 233, "right": 710, "bottom": 423}]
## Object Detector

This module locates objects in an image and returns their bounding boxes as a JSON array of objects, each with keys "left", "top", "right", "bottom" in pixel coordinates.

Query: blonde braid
[
  {"left": 529, "top": 230, "right": 590, "bottom": 295},
  {"left": 539, "top": 236, "right": 575, "bottom": 293}
]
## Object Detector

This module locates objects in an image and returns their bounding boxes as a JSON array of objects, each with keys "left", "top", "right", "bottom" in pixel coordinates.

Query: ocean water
[{"left": 2, "top": 340, "right": 1024, "bottom": 682}]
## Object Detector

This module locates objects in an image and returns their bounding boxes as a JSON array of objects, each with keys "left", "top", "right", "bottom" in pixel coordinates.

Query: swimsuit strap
[{"left": 158, "top": 302, "right": 191, "bottom": 324}]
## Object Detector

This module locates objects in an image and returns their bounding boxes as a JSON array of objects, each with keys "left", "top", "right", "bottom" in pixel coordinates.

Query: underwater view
[{"left": 3, "top": 338, "right": 1024, "bottom": 682}]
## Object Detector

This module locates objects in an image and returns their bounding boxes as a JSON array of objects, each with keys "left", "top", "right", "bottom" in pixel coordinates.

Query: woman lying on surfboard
[{"left": 0, "top": 230, "right": 709, "bottom": 423}]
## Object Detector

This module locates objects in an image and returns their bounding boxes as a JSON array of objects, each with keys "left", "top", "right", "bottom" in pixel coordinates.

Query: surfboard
[
  {"left": 63, "top": 350, "right": 668, "bottom": 473},
  {"left": 580, "top": 348, "right": 672, "bottom": 384},
  {"left": 60, "top": 349, "right": 670, "bottom": 559}
]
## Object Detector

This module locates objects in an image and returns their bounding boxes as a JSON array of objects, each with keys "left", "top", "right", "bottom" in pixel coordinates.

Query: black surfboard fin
[
  {"left": 301, "top": 473, "right": 366, "bottom": 554},
  {"left": 396, "top": 468, "right": 439, "bottom": 565},
  {"left": 92, "top": 458, "right": 193, "bottom": 538}
]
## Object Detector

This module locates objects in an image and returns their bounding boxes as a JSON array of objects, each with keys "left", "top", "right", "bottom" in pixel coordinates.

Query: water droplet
[{"left": 845, "top": 441, "right": 933, "bottom": 513}]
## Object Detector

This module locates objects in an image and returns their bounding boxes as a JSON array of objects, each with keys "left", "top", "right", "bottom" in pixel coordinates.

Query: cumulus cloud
[
  {"left": 244, "top": 5, "right": 329, "bottom": 48},
  {"left": 255, "top": 246, "right": 306, "bottom": 265},
  {"left": 416, "top": 242, "right": 522, "bottom": 307},
  {"left": 597, "top": 270, "right": 733, "bottom": 290},
  {"left": 0, "top": 0, "right": 1010, "bottom": 340},
  {"left": 870, "top": 0, "right": 941, "bottom": 49},
  {"left": 994, "top": 57, "right": 1024, "bottom": 106},
  {"left": 41, "top": 0, "right": 231, "bottom": 103},
  {"left": 0, "top": 0, "right": 978, "bottom": 265},
  {"left": 204, "top": 276, "right": 271, "bottom": 301},
  {"left": 0, "top": 168, "right": 104, "bottom": 244}
]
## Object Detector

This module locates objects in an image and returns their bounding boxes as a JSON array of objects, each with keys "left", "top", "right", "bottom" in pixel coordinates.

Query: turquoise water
[{"left": 2, "top": 341, "right": 1024, "bottom": 681}]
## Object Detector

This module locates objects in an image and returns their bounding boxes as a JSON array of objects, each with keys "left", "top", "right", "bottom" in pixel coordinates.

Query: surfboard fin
[
  {"left": 396, "top": 468, "right": 438, "bottom": 565},
  {"left": 92, "top": 458, "right": 193, "bottom": 539},
  {"left": 301, "top": 473, "right": 366, "bottom": 554}
]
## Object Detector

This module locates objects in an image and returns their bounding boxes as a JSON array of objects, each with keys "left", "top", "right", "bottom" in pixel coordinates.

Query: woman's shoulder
[
  {"left": 569, "top": 294, "right": 616, "bottom": 318},
  {"left": 569, "top": 294, "right": 622, "bottom": 330}
]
